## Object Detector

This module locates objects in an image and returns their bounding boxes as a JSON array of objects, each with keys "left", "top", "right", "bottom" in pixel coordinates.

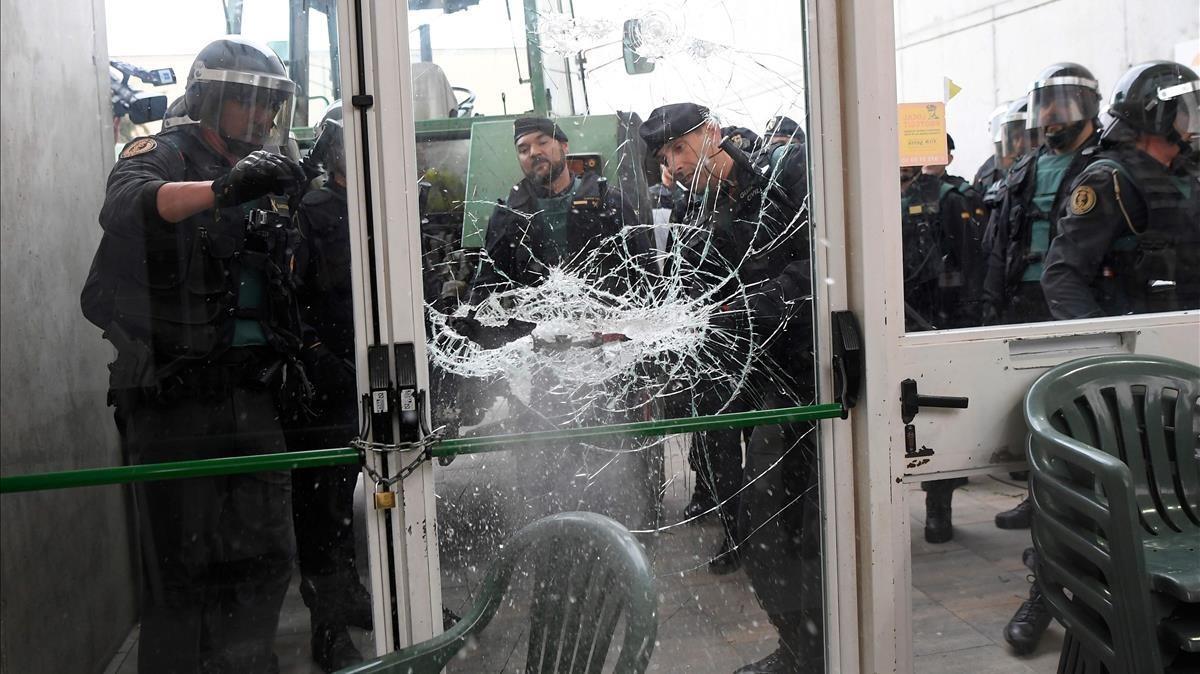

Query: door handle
[
  {"left": 900, "top": 378, "right": 968, "bottom": 459},
  {"left": 831, "top": 311, "right": 863, "bottom": 419},
  {"left": 900, "top": 378, "right": 968, "bottom": 424}
]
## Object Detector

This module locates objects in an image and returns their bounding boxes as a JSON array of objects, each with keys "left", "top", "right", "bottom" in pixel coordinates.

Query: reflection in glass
[
  {"left": 410, "top": 1, "right": 825, "bottom": 670},
  {"left": 86, "top": 3, "right": 372, "bottom": 670}
]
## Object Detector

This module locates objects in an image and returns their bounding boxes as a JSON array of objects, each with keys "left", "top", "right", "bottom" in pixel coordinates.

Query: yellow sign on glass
[{"left": 898, "top": 102, "right": 948, "bottom": 167}]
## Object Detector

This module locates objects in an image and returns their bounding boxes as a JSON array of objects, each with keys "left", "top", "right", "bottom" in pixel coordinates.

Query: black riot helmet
[
  {"left": 1106, "top": 60, "right": 1200, "bottom": 151},
  {"left": 997, "top": 98, "right": 1033, "bottom": 166},
  {"left": 184, "top": 37, "right": 297, "bottom": 152},
  {"left": 1027, "top": 62, "right": 1101, "bottom": 150},
  {"left": 310, "top": 100, "right": 345, "bottom": 177}
]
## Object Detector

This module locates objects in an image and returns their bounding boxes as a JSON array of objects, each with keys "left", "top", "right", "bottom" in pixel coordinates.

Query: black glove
[
  {"left": 449, "top": 315, "right": 537, "bottom": 349},
  {"left": 301, "top": 343, "right": 356, "bottom": 407},
  {"left": 211, "top": 150, "right": 307, "bottom": 207}
]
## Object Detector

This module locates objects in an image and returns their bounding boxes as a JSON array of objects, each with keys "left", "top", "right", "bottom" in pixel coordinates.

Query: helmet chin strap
[
  {"left": 223, "top": 135, "right": 263, "bottom": 159},
  {"left": 1045, "top": 119, "right": 1087, "bottom": 151}
]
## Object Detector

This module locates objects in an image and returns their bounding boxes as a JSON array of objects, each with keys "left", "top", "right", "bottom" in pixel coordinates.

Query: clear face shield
[
  {"left": 192, "top": 67, "right": 297, "bottom": 148},
  {"left": 987, "top": 103, "right": 1007, "bottom": 157},
  {"left": 1161, "top": 80, "right": 1200, "bottom": 145},
  {"left": 998, "top": 114, "right": 1031, "bottom": 165},
  {"left": 1027, "top": 77, "right": 1100, "bottom": 130}
]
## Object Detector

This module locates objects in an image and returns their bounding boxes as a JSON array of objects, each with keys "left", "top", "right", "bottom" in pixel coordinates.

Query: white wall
[{"left": 894, "top": 0, "right": 1200, "bottom": 178}]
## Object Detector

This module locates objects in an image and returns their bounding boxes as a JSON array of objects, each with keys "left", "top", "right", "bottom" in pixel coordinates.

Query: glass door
[{"left": 346, "top": 0, "right": 862, "bottom": 670}]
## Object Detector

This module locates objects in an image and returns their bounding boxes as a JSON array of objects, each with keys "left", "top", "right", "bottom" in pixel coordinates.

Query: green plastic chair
[
  {"left": 338, "top": 511, "right": 658, "bottom": 674},
  {"left": 1025, "top": 354, "right": 1200, "bottom": 674}
]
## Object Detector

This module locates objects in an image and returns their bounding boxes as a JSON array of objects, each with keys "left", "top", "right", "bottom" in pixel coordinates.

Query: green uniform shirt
[
  {"left": 536, "top": 177, "right": 582, "bottom": 252},
  {"left": 232, "top": 267, "right": 268, "bottom": 346},
  {"left": 1022, "top": 152, "right": 1075, "bottom": 282}
]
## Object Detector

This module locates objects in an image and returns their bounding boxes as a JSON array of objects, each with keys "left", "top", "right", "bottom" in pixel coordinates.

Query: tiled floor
[{"left": 104, "top": 442, "right": 1062, "bottom": 673}]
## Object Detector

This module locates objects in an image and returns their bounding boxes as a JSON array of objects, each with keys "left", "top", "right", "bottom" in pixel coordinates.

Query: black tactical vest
[{"left": 1089, "top": 147, "right": 1200, "bottom": 314}]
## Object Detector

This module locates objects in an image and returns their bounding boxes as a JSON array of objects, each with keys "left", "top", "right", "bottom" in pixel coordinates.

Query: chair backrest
[
  {"left": 339, "top": 511, "right": 657, "bottom": 674},
  {"left": 1025, "top": 354, "right": 1200, "bottom": 674}
]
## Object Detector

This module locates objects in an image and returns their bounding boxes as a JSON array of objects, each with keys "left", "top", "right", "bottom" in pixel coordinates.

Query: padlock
[{"left": 374, "top": 485, "right": 396, "bottom": 510}]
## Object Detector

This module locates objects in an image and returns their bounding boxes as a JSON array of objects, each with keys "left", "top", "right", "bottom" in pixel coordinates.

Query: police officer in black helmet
[
  {"left": 982, "top": 63, "right": 1103, "bottom": 324},
  {"left": 641, "top": 102, "right": 819, "bottom": 674},
  {"left": 83, "top": 36, "right": 316, "bottom": 672},
  {"left": 1043, "top": 61, "right": 1200, "bottom": 319},
  {"left": 287, "top": 101, "right": 374, "bottom": 671}
]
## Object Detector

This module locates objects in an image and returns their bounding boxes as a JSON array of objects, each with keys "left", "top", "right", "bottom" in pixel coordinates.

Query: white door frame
[{"left": 339, "top": 0, "right": 441, "bottom": 653}]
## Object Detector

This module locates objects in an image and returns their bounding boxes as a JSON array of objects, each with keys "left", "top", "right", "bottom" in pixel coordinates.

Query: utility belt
[{"left": 110, "top": 346, "right": 292, "bottom": 409}]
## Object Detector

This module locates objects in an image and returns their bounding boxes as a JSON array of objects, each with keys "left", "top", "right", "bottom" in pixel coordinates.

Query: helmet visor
[
  {"left": 1027, "top": 77, "right": 1100, "bottom": 129},
  {"left": 988, "top": 104, "right": 1008, "bottom": 143},
  {"left": 194, "top": 67, "right": 297, "bottom": 147},
  {"left": 1161, "top": 80, "right": 1200, "bottom": 137},
  {"left": 999, "top": 117, "right": 1031, "bottom": 159}
]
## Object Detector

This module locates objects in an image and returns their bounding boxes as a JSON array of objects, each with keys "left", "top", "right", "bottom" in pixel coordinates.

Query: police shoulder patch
[
  {"left": 1070, "top": 184, "right": 1097, "bottom": 216},
  {"left": 120, "top": 138, "right": 157, "bottom": 159}
]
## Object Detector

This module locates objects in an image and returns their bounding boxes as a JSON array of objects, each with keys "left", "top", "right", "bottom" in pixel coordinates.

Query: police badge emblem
[{"left": 1070, "top": 184, "right": 1097, "bottom": 215}]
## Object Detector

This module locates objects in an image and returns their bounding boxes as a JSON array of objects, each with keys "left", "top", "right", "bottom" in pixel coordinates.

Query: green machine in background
[{"left": 459, "top": 112, "right": 655, "bottom": 249}]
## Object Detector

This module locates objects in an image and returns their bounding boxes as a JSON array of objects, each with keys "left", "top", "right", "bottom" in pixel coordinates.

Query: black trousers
[
  {"left": 122, "top": 385, "right": 294, "bottom": 674},
  {"left": 286, "top": 396, "right": 362, "bottom": 625},
  {"left": 737, "top": 402, "right": 823, "bottom": 671},
  {"left": 686, "top": 391, "right": 748, "bottom": 541}
]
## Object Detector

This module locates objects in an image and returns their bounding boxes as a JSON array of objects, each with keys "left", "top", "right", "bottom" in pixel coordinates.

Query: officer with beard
[
  {"left": 1043, "top": 61, "right": 1200, "bottom": 319},
  {"left": 82, "top": 37, "right": 316, "bottom": 672},
  {"left": 452, "top": 117, "right": 656, "bottom": 526},
  {"left": 641, "top": 102, "right": 819, "bottom": 674},
  {"left": 982, "top": 63, "right": 1103, "bottom": 324}
]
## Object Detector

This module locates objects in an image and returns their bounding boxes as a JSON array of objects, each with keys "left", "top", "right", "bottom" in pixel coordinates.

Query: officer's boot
[
  {"left": 1004, "top": 547, "right": 1052, "bottom": 655},
  {"left": 311, "top": 623, "right": 363, "bottom": 673},
  {"left": 994, "top": 496, "right": 1033, "bottom": 529},
  {"left": 707, "top": 536, "right": 742, "bottom": 575},
  {"left": 340, "top": 569, "right": 374, "bottom": 631},
  {"left": 684, "top": 477, "right": 716, "bottom": 521},
  {"left": 302, "top": 576, "right": 365, "bottom": 672},
  {"left": 924, "top": 487, "right": 955, "bottom": 544},
  {"left": 734, "top": 612, "right": 819, "bottom": 674}
]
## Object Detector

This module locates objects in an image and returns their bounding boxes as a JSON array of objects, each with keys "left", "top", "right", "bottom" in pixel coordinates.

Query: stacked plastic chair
[
  {"left": 338, "top": 511, "right": 658, "bottom": 674},
  {"left": 1025, "top": 354, "right": 1199, "bottom": 673}
]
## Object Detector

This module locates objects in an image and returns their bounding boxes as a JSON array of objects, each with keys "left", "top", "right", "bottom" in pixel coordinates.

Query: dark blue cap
[
  {"left": 765, "top": 115, "right": 804, "bottom": 142},
  {"left": 514, "top": 117, "right": 568, "bottom": 143},
  {"left": 639, "top": 102, "right": 711, "bottom": 154}
]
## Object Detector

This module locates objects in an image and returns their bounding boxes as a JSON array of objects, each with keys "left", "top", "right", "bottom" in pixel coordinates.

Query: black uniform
[
  {"left": 289, "top": 182, "right": 368, "bottom": 630},
  {"left": 982, "top": 130, "right": 1100, "bottom": 323},
  {"left": 674, "top": 130, "right": 820, "bottom": 671},
  {"left": 1043, "top": 145, "right": 1200, "bottom": 319},
  {"left": 901, "top": 172, "right": 985, "bottom": 330},
  {"left": 87, "top": 124, "right": 308, "bottom": 672}
]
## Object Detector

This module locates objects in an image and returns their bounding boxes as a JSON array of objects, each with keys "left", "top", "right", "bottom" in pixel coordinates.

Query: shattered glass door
[{"left": 407, "top": 0, "right": 826, "bottom": 670}]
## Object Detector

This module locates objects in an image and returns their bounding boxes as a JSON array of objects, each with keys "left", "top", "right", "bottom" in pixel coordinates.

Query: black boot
[
  {"left": 311, "top": 623, "right": 363, "bottom": 673},
  {"left": 1004, "top": 579, "right": 1052, "bottom": 655},
  {"left": 995, "top": 497, "right": 1033, "bottom": 530},
  {"left": 344, "top": 577, "right": 373, "bottom": 631},
  {"left": 733, "top": 648, "right": 799, "bottom": 674},
  {"left": 924, "top": 488, "right": 954, "bottom": 543},
  {"left": 708, "top": 537, "right": 742, "bottom": 575},
  {"left": 684, "top": 480, "right": 716, "bottom": 520}
]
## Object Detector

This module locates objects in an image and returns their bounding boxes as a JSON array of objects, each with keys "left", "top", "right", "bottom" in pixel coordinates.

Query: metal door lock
[{"left": 900, "top": 378, "right": 968, "bottom": 458}]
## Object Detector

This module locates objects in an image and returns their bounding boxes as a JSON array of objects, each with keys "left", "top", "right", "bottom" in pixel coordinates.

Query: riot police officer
[
  {"left": 903, "top": 134, "right": 986, "bottom": 332},
  {"left": 641, "top": 102, "right": 819, "bottom": 674},
  {"left": 982, "top": 63, "right": 1103, "bottom": 324},
  {"left": 973, "top": 103, "right": 1010, "bottom": 198},
  {"left": 289, "top": 102, "right": 373, "bottom": 672},
  {"left": 1043, "top": 61, "right": 1200, "bottom": 319},
  {"left": 83, "top": 37, "right": 313, "bottom": 672}
]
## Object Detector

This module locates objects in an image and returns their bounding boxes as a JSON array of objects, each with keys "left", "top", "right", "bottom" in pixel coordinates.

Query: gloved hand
[
  {"left": 300, "top": 343, "right": 356, "bottom": 407},
  {"left": 212, "top": 150, "right": 307, "bottom": 207},
  {"left": 449, "top": 315, "right": 537, "bottom": 349},
  {"left": 979, "top": 302, "right": 999, "bottom": 326}
]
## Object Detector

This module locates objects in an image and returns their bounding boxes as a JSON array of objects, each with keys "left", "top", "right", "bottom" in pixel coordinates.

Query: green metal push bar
[{"left": 0, "top": 403, "right": 843, "bottom": 494}]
